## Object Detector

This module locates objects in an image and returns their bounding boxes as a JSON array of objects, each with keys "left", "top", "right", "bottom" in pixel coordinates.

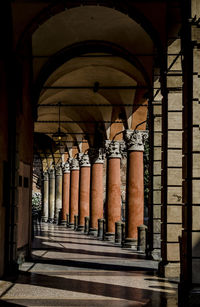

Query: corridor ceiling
[{"left": 31, "top": 5, "right": 163, "bottom": 159}]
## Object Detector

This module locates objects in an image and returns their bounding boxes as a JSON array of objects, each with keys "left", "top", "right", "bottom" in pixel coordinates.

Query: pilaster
[
  {"left": 179, "top": 2, "right": 200, "bottom": 305},
  {"left": 159, "top": 36, "right": 183, "bottom": 278}
]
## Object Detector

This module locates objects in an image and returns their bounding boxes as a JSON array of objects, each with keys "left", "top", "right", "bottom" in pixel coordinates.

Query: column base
[
  {"left": 76, "top": 225, "right": 84, "bottom": 232},
  {"left": 89, "top": 228, "right": 98, "bottom": 236},
  {"left": 158, "top": 261, "right": 180, "bottom": 278},
  {"left": 123, "top": 238, "right": 137, "bottom": 249},
  {"left": 104, "top": 232, "right": 115, "bottom": 242},
  {"left": 69, "top": 223, "right": 74, "bottom": 229},
  {"left": 150, "top": 249, "right": 161, "bottom": 261},
  {"left": 53, "top": 218, "right": 59, "bottom": 224},
  {"left": 60, "top": 220, "right": 67, "bottom": 226},
  {"left": 42, "top": 216, "right": 48, "bottom": 222},
  {"left": 48, "top": 218, "right": 54, "bottom": 223}
]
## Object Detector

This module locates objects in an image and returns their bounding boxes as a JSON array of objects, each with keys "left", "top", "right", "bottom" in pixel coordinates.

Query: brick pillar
[
  {"left": 179, "top": 1, "right": 200, "bottom": 305},
  {"left": 159, "top": 37, "right": 183, "bottom": 278},
  {"left": 147, "top": 77, "right": 163, "bottom": 260}
]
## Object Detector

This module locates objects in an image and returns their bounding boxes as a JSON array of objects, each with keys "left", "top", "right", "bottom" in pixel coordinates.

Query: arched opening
[{"left": 2, "top": 2, "right": 194, "bottom": 307}]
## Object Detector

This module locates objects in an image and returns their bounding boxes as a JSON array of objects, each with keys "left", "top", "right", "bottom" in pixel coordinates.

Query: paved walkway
[{"left": 0, "top": 223, "right": 178, "bottom": 306}]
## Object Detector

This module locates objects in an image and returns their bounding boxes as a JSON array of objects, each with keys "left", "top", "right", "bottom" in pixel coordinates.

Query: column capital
[
  {"left": 49, "top": 167, "right": 55, "bottom": 179},
  {"left": 70, "top": 158, "right": 80, "bottom": 170},
  {"left": 89, "top": 148, "right": 105, "bottom": 164},
  {"left": 63, "top": 161, "right": 70, "bottom": 174},
  {"left": 80, "top": 154, "right": 91, "bottom": 167},
  {"left": 43, "top": 171, "right": 49, "bottom": 181},
  {"left": 55, "top": 164, "right": 63, "bottom": 176},
  {"left": 105, "top": 140, "right": 126, "bottom": 159},
  {"left": 124, "top": 130, "right": 148, "bottom": 152}
]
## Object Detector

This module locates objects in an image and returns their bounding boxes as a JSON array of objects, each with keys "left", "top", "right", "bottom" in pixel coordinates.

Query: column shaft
[
  {"left": 69, "top": 170, "right": 79, "bottom": 225},
  {"left": 78, "top": 166, "right": 90, "bottom": 230},
  {"left": 62, "top": 172, "right": 70, "bottom": 223},
  {"left": 42, "top": 173, "right": 49, "bottom": 222},
  {"left": 126, "top": 151, "right": 144, "bottom": 240},
  {"left": 106, "top": 158, "right": 121, "bottom": 234},
  {"left": 49, "top": 170, "right": 55, "bottom": 222},
  {"left": 55, "top": 168, "right": 62, "bottom": 223},
  {"left": 90, "top": 163, "right": 104, "bottom": 230}
]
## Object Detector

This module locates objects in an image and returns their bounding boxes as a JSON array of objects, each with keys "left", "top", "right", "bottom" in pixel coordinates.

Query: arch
[
  {"left": 17, "top": 0, "right": 163, "bottom": 57},
  {"left": 33, "top": 40, "right": 151, "bottom": 115}
]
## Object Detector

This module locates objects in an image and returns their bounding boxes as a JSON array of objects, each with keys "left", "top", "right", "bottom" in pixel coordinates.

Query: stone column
[
  {"left": 77, "top": 154, "right": 91, "bottom": 231},
  {"left": 61, "top": 161, "right": 70, "bottom": 226},
  {"left": 123, "top": 130, "right": 148, "bottom": 248},
  {"left": 69, "top": 158, "right": 79, "bottom": 227},
  {"left": 104, "top": 141, "right": 124, "bottom": 241},
  {"left": 42, "top": 171, "right": 49, "bottom": 222},
  {"left": 54, "top": 165, "right": 63, "bottom": 224},
  {"left": 89, "top": 148, "right": 104, "bottom": 235},
  {"left": 48, "top": 168, "right": 55, "bottom": 223}
]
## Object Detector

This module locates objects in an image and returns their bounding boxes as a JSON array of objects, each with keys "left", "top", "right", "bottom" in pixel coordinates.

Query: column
[
  {"left": 42, "top": 171, "right": 49, "bottom": 222},
  {"left": 104, "top": 141, "right": 124, "bottom": 241},
  {"left": 124, "top": 130, "right": 148, "bottom": 248},
  {"left": 61, "top": 161, "right": 70, "bottom": 226},
  {"left": 48, "top": 168, "right": 55, "bottom": 223},
  {"left": 69, "top": 158, "right": 79, "bottom": 227},
  {"left": 89, "top": 148, "right": 104, "bottom": 235},
  {"left": 54, "top": 164, "right": 63, "bottom": 224},
  {"left": 77, "top": 154, "right": 91, "bottom": 231}
]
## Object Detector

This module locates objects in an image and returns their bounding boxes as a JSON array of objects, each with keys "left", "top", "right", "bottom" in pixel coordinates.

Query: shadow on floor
[
  {"left": 0, "top": 299, "right": 26, "bottom": 306},
  {"left": 32, "top": 237, "right": 146, "bottom": 260},
  {"left": 13, "top": 271, "right": 174, "bottom": 306},
  {"left": 29, "top": 256, "right": 156, "bottom": 273}
]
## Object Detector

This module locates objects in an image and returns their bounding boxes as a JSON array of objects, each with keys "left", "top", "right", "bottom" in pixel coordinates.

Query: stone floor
[{"left": 0, "top": 223, "right": 178, "bottom": 306}]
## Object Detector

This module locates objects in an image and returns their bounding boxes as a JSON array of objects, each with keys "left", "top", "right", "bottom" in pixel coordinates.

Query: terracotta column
[
  {"left": 42, "top": 171, "right": 49, "bottom": 222},
  {"left": 105, "top": 141, "right": 124, "bottom": 241},
  {"left": 77, "top": 154, "right": 91, "bottom": 231},
  {"left": 54, "top": 165, "right": 63, "bottom": 224},
  {"left": 48, "top": 168, "right": 55, "bottom": 223},
  {"left": 124, "top": 130, "right": 148, "bottom": 248},
  {"left": 61, "top": 161, "right": 70, "bottom": 226},
  {"left": 69, "top": 158, "right": 79, "bottom": 227},
  {"left": 89, "top": 148, "right": 104, "bottom": 235}
]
